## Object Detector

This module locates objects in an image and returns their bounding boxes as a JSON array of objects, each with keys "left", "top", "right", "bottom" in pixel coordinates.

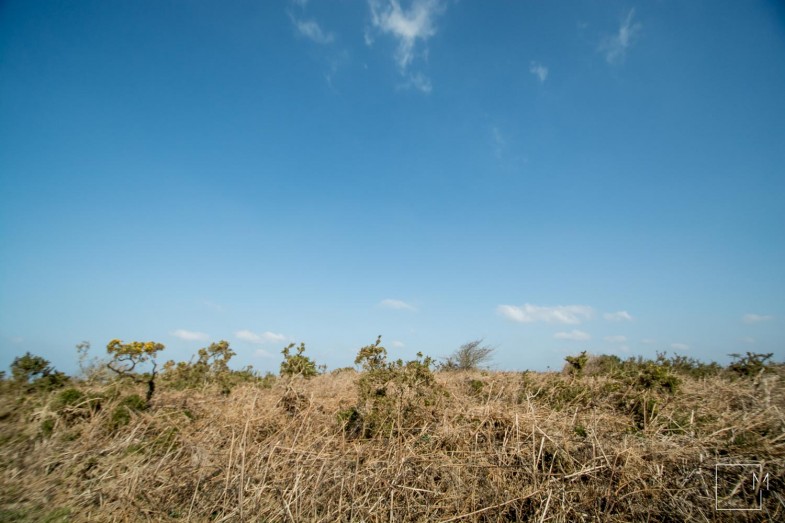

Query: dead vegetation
[{"left": 1, "top": 349, "right": 784, "bottom": 522}]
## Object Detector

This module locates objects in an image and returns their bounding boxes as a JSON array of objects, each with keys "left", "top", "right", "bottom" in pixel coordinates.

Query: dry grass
[{"left": 1, "top": 368, "right": 783, "bottom": 522}]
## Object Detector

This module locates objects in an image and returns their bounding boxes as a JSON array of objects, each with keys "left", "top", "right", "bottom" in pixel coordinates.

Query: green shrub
[
  {"left": 467, "top": 379, "right": 485, "bottom": 397},
  {"left": 351, "top": 336, "right": 443, "bottom": 438},
  {"left": 10, "top": 353, "right": 68, "bottom": 392},
  {"left": 564, "top": 351, "right": 589, "bottom": 377},
  {"left": 280, "top": 342, "right": 321, "bottom": 378},
  {"left": 109, "top": 394, "right": 148, "bottom": 430},
  {"left": 727, "top": 352, "right": 774, "bottom": 380}
]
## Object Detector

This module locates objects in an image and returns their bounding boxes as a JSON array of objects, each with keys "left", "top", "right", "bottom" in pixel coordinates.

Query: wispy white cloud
[
  {"left": 604, "top": 311, "right": 633, "bottom": 322},
  {"left": 379, "top": 298, "right": 417, "bottom": 311},
  {"left": 391, "top": 340, "right": 405, "bottom": 348},
  {"left": 604, "top": 335, "right": 627, "bottom": 343},
  {"left": 640, "top": 338, "right": 656, "bottom": 345},
  {"left": 671, "top": 343, "right": 690, "bottom": 351},
  {"left": 400, "top": 71, "right": 432, "bottom": 93},
  {"left": 743, "top": 313, "right": 773, "bottom": 324},
  {"left": 498, "top": 304, "right": 594, "bottom": 325},
  {"left": 171, "top": 329, "right": 209, "bottom": 341},
  {"left": 740, "top": 337, "right": 756, "bottom": 345},
  {"left": 368, "top": 0, "right": 444, "bottom": 69},
  {"left": 9, "top": 336, "right": 24, "bottom": 344},
  {"left": 599, "top": 9, "right": 641, "bottom": 65},
  {"left": 529, "top": 61, "right": 548, "bottom": 83},
  {"left": 254, "top": 348, "right": 274, "bottom": 358},
  {"left": 236, "top": 330, "right": 287, "bottom": 344},
  {"left": 291, "top": 16, "right": 334, "bottom": 44},
  {"left": 367, "top": 0, "right": 445, "bottom": 92},
  {"left": 554, "top": 330, "right": 591, "bottom": 341}
]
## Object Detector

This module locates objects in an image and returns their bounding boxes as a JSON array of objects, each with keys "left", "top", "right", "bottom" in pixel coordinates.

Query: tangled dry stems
[{"left": 1, "top": 368, "right": 783, "bottom": 522}]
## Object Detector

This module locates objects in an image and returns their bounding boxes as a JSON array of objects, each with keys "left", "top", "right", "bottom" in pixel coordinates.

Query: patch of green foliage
[
  {"left": 564, "top": 351, "right": 589, "bottom": 377},
  {"left": 350, "top": 336, "right": 443, "bottom": 438},
  {"left": 109, "top": 394, "right": 148, "bottom": 430},
  {"left": 161, "top": 340, "right": 258, "bottom": 393},
  {"left": 280, "top": 342, "right": 322, "bottom": 378},
  {"left": 727, "top": 352, "right": 774, "bottom": 380},
  {"left": 52, "top": 388, "right": 102, "bottom": 424},
  {"left": 10, "top": 353, "right": 68, "bottom": 392}
]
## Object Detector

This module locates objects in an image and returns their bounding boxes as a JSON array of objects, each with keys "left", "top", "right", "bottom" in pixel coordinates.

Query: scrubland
[{"left": 1, "top": 343, "right": 783, "bottom": 522}]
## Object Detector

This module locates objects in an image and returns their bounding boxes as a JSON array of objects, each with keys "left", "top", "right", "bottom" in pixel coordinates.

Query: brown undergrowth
[{"left": 1, "top": 367, "right": 783, "bottom": 522}]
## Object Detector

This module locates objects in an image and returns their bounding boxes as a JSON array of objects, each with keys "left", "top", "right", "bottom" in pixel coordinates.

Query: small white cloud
[
  {"left": 554, "top": 330, "right": 591, "bottom": 341},
  {"left": 379, "top": 299, "right": 417, "bottom": 311},
  {"left": 671, "top": 343, "right": 690, "bottom": 351},
  {"left": 171, "top": 329, "right": 209, "bottom": 341},
  {"left": 236, "top": 330, "right": 287, "bottom": 344},
  {"left": 604, "top": 311, "right": 633, "bottom": 322},
  {"left": 368, "top": 0, "right": 445, "bottom": 71},
  {"left": 604, "top": 335, "right": 627, "bottom": 343},
  {"left": 618, "top": 345, "right": 630, "bottom": 353},
  {"left": 400, "top": 71, "right": 432, "bottom": 93},
  {"left": 254, "top": 348, "right": 274, "bottom": 358},
  {"left": 640, "top": 338, "right": 656, "bottom": 345},
  {"left": 740, "top": 337, "right": 756, "bottom": 345},
  {"left": 497, "top": 304, "right": 594, "bottom": 325},
  {"left": 291, "top": 17, "right": 334, "bottom": 44},
  {"left": 743, "top": 313, "right": 773, "bottom": 324},
  {"left": 391, "top": 340, "right": 405, "bottom": 348},
  {"left": 599, "top": 9, "right": 641, "bottom": 65},
  {"left": 529, "top": 61, "right": 548, "bottom": 83}
]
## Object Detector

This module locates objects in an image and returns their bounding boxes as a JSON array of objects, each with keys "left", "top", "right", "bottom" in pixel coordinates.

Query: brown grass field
[{"left": 1, "top": 358, "right": 784, "bottom": 522}]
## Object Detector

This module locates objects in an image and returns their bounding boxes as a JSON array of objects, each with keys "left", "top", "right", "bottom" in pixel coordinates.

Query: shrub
[
  {"left": 352, "top": 336, "right": 442, "bottom": 438},
  {"left": 727, "top": 352, "right": 774, "bottom": 380},
  {"left": 280, "top": 342, "right": 321, "bottom": 378},
  {"left": 110, "top": 394, "right": 148, "bottom": 430},
  {"left": 106, "top": 339, "right": 165, "bottom": 404},
  {"left": 161, "top": 340, "right": 241, "bottom": 392},
  {"left": 564, "top": 351, "right": 589, "bottom": 377},
  {"left": 441, "top": 339, "right": 495, "bottom": 371},
  {"left": 53, "top": 388, "right": 102, "bottom": 422},
  {"left": 584, "top": 354, "right": 622, "bottom": 376},
  {"left": 10, "top": 352, "right": 68, "bottom": 392}
]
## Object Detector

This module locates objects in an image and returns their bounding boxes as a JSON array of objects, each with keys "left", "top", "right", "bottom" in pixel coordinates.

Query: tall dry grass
[{"left": 1, "top": 367, "right": 783, "bottom": 522}]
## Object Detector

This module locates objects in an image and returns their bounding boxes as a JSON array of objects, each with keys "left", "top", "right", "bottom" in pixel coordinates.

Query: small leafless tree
[{"left": 442, "top": 339, "right": 495, "bottom": 371}]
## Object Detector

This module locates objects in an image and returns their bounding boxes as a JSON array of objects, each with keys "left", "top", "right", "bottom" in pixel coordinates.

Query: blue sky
[{"left": 1, "top": 0, "right": 784, "bottom": 375}]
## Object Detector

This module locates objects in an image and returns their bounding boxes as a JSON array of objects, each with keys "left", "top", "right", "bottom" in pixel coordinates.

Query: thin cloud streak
[
  {"left": 498, "top": 304, "right": 594, "bottom": 325},
  {"left": 743, "top": 313, "right": 773, "bottom": 324},
  {"left": 554, "top": 330, "right": 591, "bottom": 341},
  {"left": 604, "top": 311, "right": 633, "bottom": 322},
  {"left": 236, "top": 330, "right": 287, "bottom": 344},
  {"left": 379, "top": 299, "right": 417, "bottom": 311},
  {"left": 171, "top": 329, "right": 209, "bottom": 341},
  {"left": 599, "top": 9, "right": 641, "bottom": 64}
]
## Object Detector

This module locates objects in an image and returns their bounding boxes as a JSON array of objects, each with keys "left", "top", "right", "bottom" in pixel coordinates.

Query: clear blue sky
[{"left": 2, "top": 0, "right": 784, "bottom": 375}]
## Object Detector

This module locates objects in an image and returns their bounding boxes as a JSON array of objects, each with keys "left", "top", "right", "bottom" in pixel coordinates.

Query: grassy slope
[{"left": 1, "top": 367, "right": 783, "bottom": 522}]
